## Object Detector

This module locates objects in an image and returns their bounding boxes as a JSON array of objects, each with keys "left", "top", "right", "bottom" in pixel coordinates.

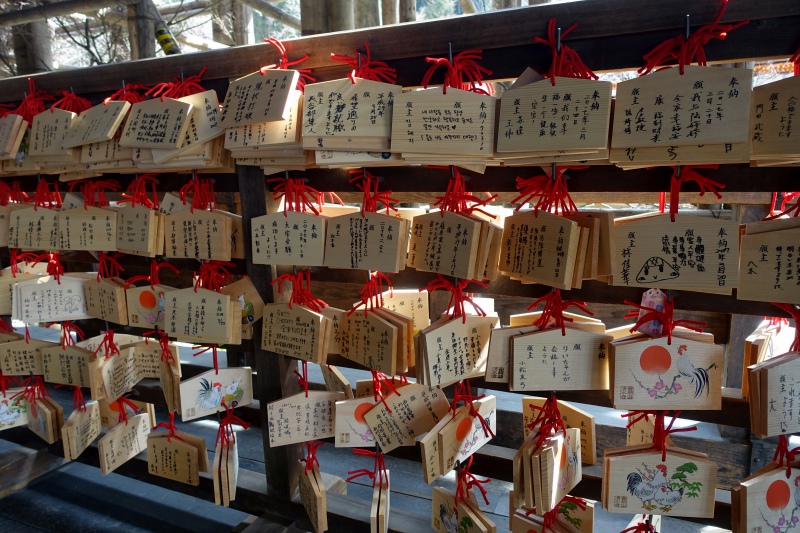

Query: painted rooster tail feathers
[{"left": 677, "top": 354, "right": 710, "bottom": 398}]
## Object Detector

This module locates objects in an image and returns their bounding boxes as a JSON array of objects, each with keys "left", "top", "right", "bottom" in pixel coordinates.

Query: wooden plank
[
  {"left": 0, "top": 0, "right": 797, "bottom": 99},
  {"left": 236, "top": 162, "right": 302, "bottom": 500},
  {"left": 0, "top": 446, "right": 66, "bottom": 498}
]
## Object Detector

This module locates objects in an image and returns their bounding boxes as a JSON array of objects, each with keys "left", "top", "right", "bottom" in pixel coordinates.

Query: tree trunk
[
  {"left": 132, "top": 0, "right": 156, "bottom": 59},
  {"left": 399, "top": 0, "right": 415, "bottom": 22},
  {"left": 232, "top": 1, "right": 254, "bottom": 45},
  {"left": 327, "top": 0, "right": 354, "bottom": 31},
  {"left": 528, "top": 0, "right": 550, "bottom": 4},
  {"left": 212, "top": 0, "right": 235, "bottom": 46},
  {"left": 300, "top": 0, "right": 328, "bottom": 35},
  {"left": 458, "top": 0, "right": 478, "bottom": 14},
  {"left": 354, "top": 0, "right": 379, "bottom": 28},
  {"left": 493, "top": 0, "right": 520, "bottom": 8},
  {"left": 381, "top": 0, "right": 398, "bottom": 25},
  {"left": 12, "top": 21, "right": 52, "bottom": 75}
]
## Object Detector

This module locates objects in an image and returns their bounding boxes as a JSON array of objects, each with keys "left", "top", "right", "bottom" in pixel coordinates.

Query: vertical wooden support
[
  {"left": 300, "top": 0, "right": 329, "bottom": 35},
  {"left": 12, "top": 21, "right": 53, "bottom": 75},
  {"left": 327, "top": 0, "right": 354, "bottom": 31},
  {"left": 127, "top": 4, "right": 141, "bottom": 60},
  {"left": 493, "top": 0, "right": 520, "bottom": 8},
  {"left": 355, "top": 0, "right": 380, "bottom": 28},
  {"left": 133, "top": 0, "right": 156, "bottom": 59},
  {"left": 381, "top": 0, "right": 398, "bottom": 25},
  {"left": 233, "top": 1, "right": 254, "bottom": 46},
  {"left": 236, "top": 164, "right": 302, "bottom": 500},
  {"left": 399, "top": 0, "right": 415, "bottom": 22}
]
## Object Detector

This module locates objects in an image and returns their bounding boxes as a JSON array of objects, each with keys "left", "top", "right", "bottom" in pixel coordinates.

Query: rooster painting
[
  {"left": 196, "top": 379, "right": 223, "bottom": 409},
  {"left": 626, "top": 461, "right": 702, "bottom": 512},
  {"left": 627, "top": 464, "right": 669, "bottom": 511},
  {"left": 223, "top": 380, "right": 244, "bottom": 407},
  {"left": 676, "top": 345, "right": 712, "bottom": 398}
]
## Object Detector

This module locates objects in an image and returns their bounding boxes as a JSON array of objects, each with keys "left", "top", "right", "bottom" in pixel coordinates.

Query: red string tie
[
  {"left": 104, "top": 83, "right": 150, "bottom": 105},
  {"left": 330, "top": 42, "right": 398, "bottom": 84},
  {"left": 193, "top": 344, "right": 220, "bottom": 375},
  {"left": 620, "top": 520, "right": 657, "bottom": 533},
  {"left": 193, "top": 260, "right": 235, "bottom": 293},
  {"left": 639, "top": 0, "right": 748, "bottom": 76},
  {"left": 96, "top": 251, "right": 125, "bottom": 282},
  {"left": 656, "top": 165, "right": 724, "bottom": 222},
  {"left": 301, "top": 440, "right": 325, "bottom": 474},
  {"left": 179, "top": 175, "right": 216, "bottom": 212},
  {"left": 773, "top": 434, "right": 800, "bottom": 478},
  {"left": 452, "top": 380, "right": 493, "bottom": 438},
  {"left": 348, "top": 271, "right": 393, "bottom": 318},
  {"left": 512, "top": 166, "right": 586, "bottom": 215},
  {"left": 0, "top": 371, "right": 18, "bottom": 398},
  {"left": 649, "top": 411, "right": 697, "bottom": 461},
  {"left": 153, "top": 411, "right": 187, "bottom": 443},
  {"left": 12, "top": 78, "right": 55, "bottom": 123},
  {"left": 624, "top": 294, "right": 707, "bottom": 345},
  {"left": 454, "top": 455, "right": 491, "bottom": 518},
  {"left": 216, "top": 401, "right": 250, "bottom": 446},
  {"left": 125, "top": 260, "right": 179, "bottom": 290},
  {"left": 420, "top": 275, "right": 487, "bottom": 323},
  {"left": 766, "top": 192, "right": 800, "bottom": 220},
  {"left": 348, "top": 168, "right": 398, "bottom": 216},
  {"left": 55, "top": 384, "right": 87, "bottom": 412},
  {"left": 347, "top": 447, "right": 388, "bottom": 487},
  {"left": 261, "top": 38, "right": 315, "bottom": 93},
  {"left": 147, "top": 66, "right": 208, "bottom": 100},
  {"left": 528, "top": 288, "right": 593, "bottom": 335},
  {"left": 533, "top": 18, "right": 598, "bottom": 85},
  {"left": 12, "top": 376, "right": 49, "bottom": 417},
  {"left": 115, "top": 396, "right": 140, "bottom": 425},
  {"left": 267, "top": 176, "right": 322, "bottom": 216},
  {"left": 119, "top": 174, "right": 160, "bottom": 210},
  {"left": 431, "top": 165, "right": 497, "bottom": 219},
  {"left": 371, "top": 369, "right": 400, "bottom": 413},
  {"left": 55, "top": 321, "right": 85, "bottom": 349},
  {"left": 770, "top": 303, "right": 800, "bottom": 353},
  {"left": 51, "top": 90, "right": 92, "bottom": 114},
  {"left": 294, "top": 360, "right": 309, "bottom": 398},
  {"left": 421, "top": 49, "right": 493, "bottom": 94},
  {"left": 32, "top": 179, "right": 62, "bottom": 210},
  {"left": 145, "top": 330, "right": 175, "bottom": 364},
  {"left": 92, "top": 329, "right": 121, "bottom": 359}
]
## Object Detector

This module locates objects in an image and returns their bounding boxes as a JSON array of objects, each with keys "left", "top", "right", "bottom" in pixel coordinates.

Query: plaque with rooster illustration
[
  {"left": 609, "top": 333, "right": 722, "bottom": 410},
  {"left": 605, "top": 449, "right": 716, "bottom": 518},
  {"left": 179, "top": 367, "right": 253, "bottom": 422}
]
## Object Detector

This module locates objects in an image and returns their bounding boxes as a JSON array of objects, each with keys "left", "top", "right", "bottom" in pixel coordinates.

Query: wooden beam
[
  {"left": 238, "top": 0, "right": 301, "bottom": 31},
  {"left": 458, "top": 0, "right": 479, "bottom": 14},
  {"left": 0, "top": 447, "right": 66, "bottom": 498},
  {"left": 327, "top": 0, "right": 354, "bottom": 31},
  {"left": 399, "top": 0, "right": 415, "bottom": 22},
  {"left": 0, "top": 0, "right": 139, "bottom": 28},
  {"left": 381, "top": 0, "right": 398, "bottom": 25},
  {"left": 354, "top": 0, "right": 380, "bottom": 28},
  {"left": 300, "top": 0, "right": 328, "bottom": 35},
  {"left": 132, "top": 0, "right": 155, "bottom": 59},
  {"left": 236, "top": 163, "right": 302, "bottom": 500},
  {"left": 0, "top": 0, "right": 796, "bottom": 96}
]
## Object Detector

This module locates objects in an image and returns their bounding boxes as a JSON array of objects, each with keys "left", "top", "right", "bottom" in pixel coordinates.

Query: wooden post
[
  {"left": 458, "top": 0, "right": 478, "bottom": 14},
  {"left": 212, "top": 0, "right": 235, "bottom": 46},
  {"left": 381, "top": 0, "right": 398, "bottom": 25},
  {"left": 11, "top": 21, "right": 53, "bottom": 75},
  {"left": 399, "top": 0, "right": 415, "bottom": 22},
  {"left": 354, "top": 0, "right": 380, "bottom": 28},
  {"left": 300, "top": 0, "right": 328, "bottom": 35},
  {"left": 127, "top": 4, "right": 141, "bottom": 60},
  {"left": 132, "top": 0, "right": 156, "bottom": 59},
  {"left": 236, "top": 163, "right": 302, "bottom": 501},
  {"left": 493, "top": 0, "right": 520, "bottom": 8},
  {"left": 233, "top": 1, "right": 254, "bottom": 46},
  {"left": 327, "top": 0, "right": 354, "bottom": 31}
]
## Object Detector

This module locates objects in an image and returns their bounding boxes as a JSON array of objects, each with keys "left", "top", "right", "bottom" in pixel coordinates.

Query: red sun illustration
[
  {"left": 456, "top": 418, "right": 473, "bottom": 441},
  {"left": 766, "top": 479, "right": 791, "bottom": 511},
  {"left": 559, "top": 442, "right": 568, "bottom": 468},
  {"left": 639, "top": 345, "right": 672, "bottom": 375},
  {"left": 139, "top": 290, "right": 157, "bottom": 309},
  {"left": 354, "top": 402, "right": 372, "bottom": 425}
]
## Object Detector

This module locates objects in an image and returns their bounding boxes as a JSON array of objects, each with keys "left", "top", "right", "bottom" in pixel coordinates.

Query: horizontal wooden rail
[{"left": 0, "top": 0, "right": 797, "bottom": 101}]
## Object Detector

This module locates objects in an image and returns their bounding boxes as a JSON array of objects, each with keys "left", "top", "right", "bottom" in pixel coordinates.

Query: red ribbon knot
[
  {"left": 528, "top": 289, "right": 593, "bottom": 336},
  {"left": 534, "top": 18, "right": 598, "bottom": 85},
  {"left": 147, "top": 66, "right": 208, "bottom": 100},
  {"left": 301, "top": 440, "right": 325, "bottom": 474},
  {"left": 216, "top": 401, "right": 250, "bottom": 446},
  {"left": 348, "top": 271, "right": 393, "bottom": 318},
  {"left": 420, "top": 275, "right": 487, "bottom": 323},
  {"left": 93, "top": 329, "right": 121, "bottom": 360},
  {"left": 267, "top": 176, "right": 321, "bottom": 216},
  {"left": 454, "top": 455, "right": 491, "bottom": 517},
  {"left": 347, "top": 447, "right": 388, "bottom": 487},
  {"left": 624, "top": 294, "right": 707, "bottom": 345},
  {"left": 421, "top": 49, "right": 492, "bottom": 95},
  {"left": 261, "top": 38, "right": 315, "bottom": 92},
  {"left": 194, "top": 260, "right": 234, "bottom": 293},
  {"left": 330, "top": 41, "right": 398, "bottom": 85}
]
